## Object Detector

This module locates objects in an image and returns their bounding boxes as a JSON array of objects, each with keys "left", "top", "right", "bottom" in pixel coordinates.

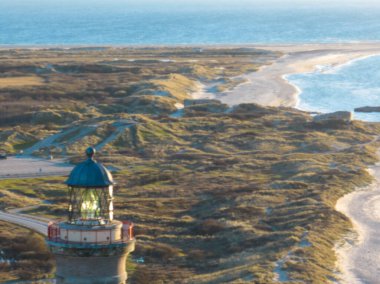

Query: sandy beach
[
  {"left": 206, "top": 43, "right": 380, "bottom": 107},
  {"left": 335, "top": 153, "right": 380, "bottom": 284}
]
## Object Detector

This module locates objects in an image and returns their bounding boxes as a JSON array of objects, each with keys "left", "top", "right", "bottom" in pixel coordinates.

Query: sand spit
[{"left": 205, "top": 43, "right": 380, "bottom": 107}]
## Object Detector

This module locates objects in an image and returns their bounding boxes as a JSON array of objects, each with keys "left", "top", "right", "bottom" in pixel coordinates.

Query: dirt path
[
  {"left": 95, "top": 121, "right": 136, "bottom": 150},
  {"left": 22, "top": 125, "right": 97, "bottom": 156}
]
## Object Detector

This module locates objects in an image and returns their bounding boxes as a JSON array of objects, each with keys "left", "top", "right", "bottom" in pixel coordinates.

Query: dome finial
[
  {"left": 66, "top": 147, "right": 114, "bottom": 187},
  {"left": 86, "top": 147, "right": 96, "bottom": 159}
]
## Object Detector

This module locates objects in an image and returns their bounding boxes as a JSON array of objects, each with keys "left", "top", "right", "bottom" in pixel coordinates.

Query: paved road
[
  {"left": 0, "top": 157, "right": 72, "bottom": 179},
  {"left": 0, "top": 157, "right": 65, "bottom": 234},
  {"left": 0, "top": 211, "right": 48, "bottom": 236}
]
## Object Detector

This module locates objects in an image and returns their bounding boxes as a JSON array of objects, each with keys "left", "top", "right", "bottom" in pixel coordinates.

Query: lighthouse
[{"left": 46, "top": 147, "right": 135, "bottom": 284}]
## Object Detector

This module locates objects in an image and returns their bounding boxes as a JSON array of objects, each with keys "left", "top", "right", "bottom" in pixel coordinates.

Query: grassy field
[
  {"left": 1, "top": 103, "right": 380, "bottom": 283},
  {"left": 0, "top": 221, "right": 54, "bottom": 282},
  {"left": 0, "top": 47, "right": 278, "bottom": 129},
  {"left": 1, "top": 47, "right": 380, "bottom": 283}
]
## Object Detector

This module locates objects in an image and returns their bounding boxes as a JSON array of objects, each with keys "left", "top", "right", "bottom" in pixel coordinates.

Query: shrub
[{"left": 195, "top": 219, "right": 226, "bottom": 235}]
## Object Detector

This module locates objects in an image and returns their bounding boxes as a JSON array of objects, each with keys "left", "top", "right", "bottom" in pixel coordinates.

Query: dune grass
[
  {"left": 0, "top": 221, "right": 54, "bottom": 282},
  {"left": 0, "top": 104, "right": 379, "bottom": 283},
  {"left": 1, "top": 47, "right": 380, "bottom": 283}
]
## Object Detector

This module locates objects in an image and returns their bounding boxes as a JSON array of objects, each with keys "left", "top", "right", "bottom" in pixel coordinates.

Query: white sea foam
[
  {"left": 324, "top": 53, "right": 380, "bottom": 74},
  {"left": 287, "top": 54, "right": 380, "bottom": 122},
  {"left": 282, "top": 74, "right": 303, "bottom": 109}
]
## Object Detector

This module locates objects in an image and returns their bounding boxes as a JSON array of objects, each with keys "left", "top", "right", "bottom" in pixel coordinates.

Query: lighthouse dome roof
[{"left": 65, "top": 147, "right": 114, "bottom": 188}]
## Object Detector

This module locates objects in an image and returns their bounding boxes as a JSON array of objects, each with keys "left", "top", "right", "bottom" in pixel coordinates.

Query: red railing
[
  {"left": 122, "top": 221, "right": 134, "bottom": 241},
  {"left": 48, "top": 221, "right": 60, "bottom": 239}
]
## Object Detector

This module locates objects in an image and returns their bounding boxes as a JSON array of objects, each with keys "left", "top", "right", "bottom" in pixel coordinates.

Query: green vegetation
[
  {"left": 0, "top": 221, "right": 54, "bottom": 282},
  {"left": 1, "top": 47, "right": 380, "bottom": 283},
  {"left": 1, "top": 103, "right": 380, "bottom": 283},
  {"left": 0, "top": 47, "right": 277, "bottom": 131}
]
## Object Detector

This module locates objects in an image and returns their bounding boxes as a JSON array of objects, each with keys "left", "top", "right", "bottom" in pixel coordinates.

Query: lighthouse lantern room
[
  {"left": 66, "top": 147, "right": 115, "bottom": 224},
  {"left": 47, "top": 147, "right": 135, "bottom": 284}
]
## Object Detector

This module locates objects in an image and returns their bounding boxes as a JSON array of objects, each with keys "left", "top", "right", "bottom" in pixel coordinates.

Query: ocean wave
[{"left": 287, "top": 55, "right": 380, "bottom": 122}]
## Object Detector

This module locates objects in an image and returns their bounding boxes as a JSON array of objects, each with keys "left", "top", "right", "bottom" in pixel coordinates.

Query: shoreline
[
  {"left": 208, "top": 44, "right": 380, "bottom": 107},
  {"left": 3, "top": 42, "right": 380, "bottom": 110},
  {"left": 335, "top": 152, "right": 380, "bottom": 283},
  {"left": 283, "top": 52, "right": 380, "bottom": 110},
  {"left": 2, "top": 41, "right": 380, "bottom": 49}
]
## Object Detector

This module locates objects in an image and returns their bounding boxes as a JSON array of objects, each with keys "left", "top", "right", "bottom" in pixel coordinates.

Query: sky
[{"left": 3, "top": 0, "right": 380, "bottom": 7}]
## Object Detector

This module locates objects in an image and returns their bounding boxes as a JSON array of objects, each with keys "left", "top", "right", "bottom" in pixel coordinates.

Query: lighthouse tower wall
[{"left": 55, "top": 254, "right": 128, "bottom": 284}]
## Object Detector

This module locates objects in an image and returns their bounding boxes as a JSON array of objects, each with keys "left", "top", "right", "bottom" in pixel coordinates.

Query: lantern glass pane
[{"left": 81, "top": 189, "right": 100, "bottom": 219}]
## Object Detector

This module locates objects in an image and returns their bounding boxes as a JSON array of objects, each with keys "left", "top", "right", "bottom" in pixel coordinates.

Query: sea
[
  {"left": 288, "top": 55, "right": 380, "bottom": 122},
  {"left": 2, "top": 0, "right": 380, "bottom": 121}
]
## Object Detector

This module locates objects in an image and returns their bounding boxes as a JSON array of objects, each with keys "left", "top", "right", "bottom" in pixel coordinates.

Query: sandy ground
[
  {"left": 335, "top": 154, "right": 380, "bottom": 284},
  {"left": 0, "top": 157, "right": 72, "bottom": 179},
  {"left": 197, "top": 43, "right": 380, "bottom": 107},
  {"left": 0, "top": 76, "right": 43, "bottom": 88}
]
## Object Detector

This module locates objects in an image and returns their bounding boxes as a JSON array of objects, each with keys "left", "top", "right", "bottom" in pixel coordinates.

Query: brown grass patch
[{"left": 0, "top": 76, "right": 43, "bottom": 88}]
